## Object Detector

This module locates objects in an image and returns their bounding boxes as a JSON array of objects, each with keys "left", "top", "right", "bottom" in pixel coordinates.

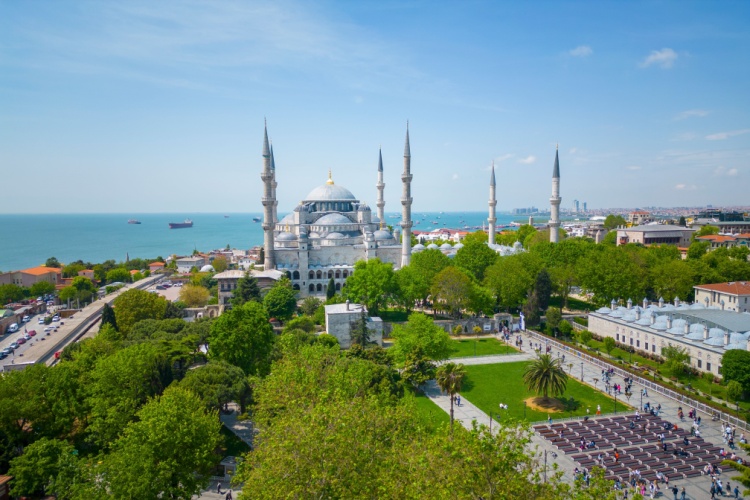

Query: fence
[{"left": 522, "top": 329, "right": 750, "bottom": 432}]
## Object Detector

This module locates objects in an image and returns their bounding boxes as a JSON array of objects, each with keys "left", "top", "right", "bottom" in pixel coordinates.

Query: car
[
  {"left": 22, "top": 315, "right": 30, "bottom": 323},
  {"left": 155, "top": 285, "right": 166, "bottom": 290},
  {"left": 28, "top": 330, "right": 37, "bottom": 337},
  {"left": 52, "top": 315, "right": 60, "bottom": 322},
  {"left": 38, "top": 317, "right": 45, "bottom": 324},
  {"left": 54, "top": 351, "right": 61, "bottom": 360},
  {"left": 0, "top": 352, "right": 6, "bottom": 360},
  {"left": 1, "top": 347, "right": 12, "bottom": 355},
  {"left": 16, "top": 338, "right": 26, "bottom": 345},
  {"left": 44, "top": 326, "right": 53, "bottom": 333},
  {"left": 9, "top": 342, "right": 19, "bottom": 350},
  {"left": 7, "top": 323, "right": 19, "bottom": 334},
  {"left": 23, "top": 333, "right": 32, "bottom": 341}
]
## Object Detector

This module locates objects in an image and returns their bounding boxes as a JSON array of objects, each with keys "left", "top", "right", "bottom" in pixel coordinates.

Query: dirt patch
[{"left": 524, "top": 396, "right": 565, "bottom": 413}]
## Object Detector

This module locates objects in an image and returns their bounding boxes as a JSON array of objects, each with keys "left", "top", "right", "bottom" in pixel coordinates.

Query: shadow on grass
[{"left": 558, "top": 397, "right": 580, "bottom": 412}]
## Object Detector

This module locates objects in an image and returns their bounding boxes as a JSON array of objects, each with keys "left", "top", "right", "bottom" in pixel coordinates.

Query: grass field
[
  {"left": 460, "top": 362, "right": 631, "bottom": 422},
  {"left": 449, "top": 338, "right": 519, "bottom": 358},
  {"left": 406, "top": 389, "right": 450, "bottom": 432}
]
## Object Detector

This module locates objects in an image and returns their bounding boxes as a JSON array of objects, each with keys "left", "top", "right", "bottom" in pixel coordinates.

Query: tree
[
  {"left": 410, "top": 249, "right": 451, "bottom": 287},
  {"left": 8, "top": 437, "right": 80, "bottom": 498},
  {"left": 431, "top": 266, "right": 472, "bottom": 317},
  {"left": 45, "top": 257, "right": 61, "bottom": 268},
  {"left": 534, "top": 269, "right": 553, "bottom": 311},
  {"left": 95, "top": 387, "right": 221, "bottom": 499},
  {"left": 695, "top": 225, "right": 720, "bottom": 237},
  {"left": 727, "top": 380, "right": 743, "bottom": 402},
  {"left": 29, "top": 280, "right": 55, "bottom": 297},
  {"left": 62, "top": 262, "right": 85, "bottom": 278},
  {"left": 522, "top": 290, "right": 541, "bottom": 327},
  {"left": 106, "top": 267, "right": 131, "bottom": 284},
  {"left": 212, "top": 255, "right": 228, "bottom": 272},
  {"left": 179, "top": 283, "right": 211, "bottom": 307},
  {"left": 678, "top": 216, "right": 687, "bottom": 227},
  {"left": 484, "top": 253, "right": 543, "bottom": 311},
  {"left": 232, "top": 273, "right": 261, "bottom": 307},
  {"left": 343, "top": 258, "right": 397, "bottom": 315},
  {"left": 579, "top": 330, "right": 593, "bottom": 347},
  {"left": 545, "top": 307, "right": 562, "bottom": 331},
  {"left": 453, "top": 240, "right": 498, "bottom": 281},
  {"left": 112, "top": 288, "right": 168, "bottom": 335},
  {"left": 578, "top": 246, "right": 647, "bottom": 305},
  {"left": 263, "top": 277, "right": 298, "bottom": 322},
  {"left": 209, "top": 301, "right": 276, "bottom": 376},
  {"left": 350, "top": 310, "right": 372, "bottom": 347},
  {"left": 326, "top": 276, "right": 336, "bottom": 300},
  {"left": 516, "top": 224, "right": 537, "bottom": 246},
  {"left": 462, "top": 230, "right": 488, "bottom": 244},
  {"left": 178, "top": 360, "right": 251, "bottom": 413},
  {"left": 721, "top": 350, "right": 750, "bottom": 394},
  {"left": 0, "top": 283, "right": 25, "bottom": 304},
  {"left": 299, "top": 296, "right": 322, "bottom": 316},
  {"left": 101, "top": 303, "right": 118, "bottom": 331},
  {"left": 650, "top": 260, "right": 695, "bottom": 301},
  {"left": 523, "top": 354, "right": 567, "bottom": 403},
  {"left": 401, "top": 347, "right": 436, "bottom": 390},
  {"left": 282, "top": 315, "right": 316, "bottom": 334},
  {"left": 394, "top": 264, "right": 430, "bottom": 312},
  {"left": 435, "top": 362, "right": 466, "bottom": 435},
  {"left": 558, "top": 320, "right": 573, "bottom": 338},
  {"left": 391, "top": 312, "right": 453, "bottom": 364},
  {"left": 662, "top": 345, "right": 690, "bottom": 376},
  {"left": 603, "top": 214, "right": 627, "bottom": 230},
  {"left": 687, "top": 240, "right": 710, "bottom": 260},
  {"left": 603, "top": 337, "right": 616, "bottom": 356}
]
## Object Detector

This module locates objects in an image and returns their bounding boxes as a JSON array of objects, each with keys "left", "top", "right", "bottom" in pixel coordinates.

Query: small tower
[
  {"left": 376, "top": 148, "right": 385, "bottom": 227},
  {"left": 400, "top": 124, "right": 413, "bottom": 267},
  {"left": 488, "top": 161, "right": 497, "bottom": 245},
  {"left": 270, "top": 142, "right": 278, "bottom": 224},
  {"left": 261, "top": 121, "right": 276, "bottom": 270},
  {"left": 549, "top": 146, "right": 561, "bottom": 243}
]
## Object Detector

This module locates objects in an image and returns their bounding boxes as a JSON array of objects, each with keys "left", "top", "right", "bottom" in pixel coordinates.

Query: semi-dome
[
  {"left": 277, "top": 231, "right": 297, "bottom": 241},
  {"left": 279, "top": 213, "right": 295, "bottom": 224},
  {"left": 326, "top": 232, "right": 346, "bottom": 239},
  {"left": 315, "top": 213, "right": 353, "bottom": 225},
  {"left": 373, "top": 229, "right": 393, "bottom": 240}
]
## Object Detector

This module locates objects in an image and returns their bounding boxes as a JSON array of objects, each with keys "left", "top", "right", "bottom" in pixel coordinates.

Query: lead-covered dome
[
  {"left": 305, "top": 173, "right": 357, "bottom": 201},
  {"left": 373, "top": 229, "right": 393, "bottom": 240},
  {"left": 315, "top": 213, "right": 353, "bottom": 225}
]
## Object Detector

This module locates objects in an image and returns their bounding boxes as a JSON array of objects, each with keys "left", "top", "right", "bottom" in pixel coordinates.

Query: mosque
[{"left": 259, "top": 123, "right": 560, "bottom": 297}]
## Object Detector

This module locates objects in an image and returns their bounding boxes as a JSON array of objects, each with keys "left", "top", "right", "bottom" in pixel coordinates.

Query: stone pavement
[{"left": 426, "top": 332, "right": 749, "bottom": 499}]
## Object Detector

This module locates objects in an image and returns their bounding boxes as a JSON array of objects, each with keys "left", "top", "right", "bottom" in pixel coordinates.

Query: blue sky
[{"left": 1, "top": 0, "right": 748, "bottom": 214}]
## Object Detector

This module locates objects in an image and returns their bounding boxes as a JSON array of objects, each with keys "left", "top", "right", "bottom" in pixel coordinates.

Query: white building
[
  {"left": 324, "top": 301, "right": 383, "bottom": 349},
  {"left": 694, "top": 281, "right": 750, "bottom": 313},
  {"left": 176, "top": 256, "right": 206, "bottom": 273},
  {"left": 616, "top": 225, "right": 695, "bottom": 247}
]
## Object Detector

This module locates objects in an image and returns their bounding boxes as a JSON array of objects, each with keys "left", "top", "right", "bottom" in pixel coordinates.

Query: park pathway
[{"left": 426, "top": 333, "right": 749, "bottom": 499}]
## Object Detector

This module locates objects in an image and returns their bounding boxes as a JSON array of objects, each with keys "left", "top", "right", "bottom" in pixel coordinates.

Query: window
[
  {"left": 697, "top": 360, "right": 702, "bottom": 368},
  {"left": 309, "top": 271, "right": 314, "bottom": 279},
  {"left": 645, "top": 343, "right": 649, "bottom": 350},
  {"left": 293, "top": 271, "right": 300, "bottom": 280},
  {"left": 707, "top": 363, "right": 712, "bottom": 372},
  {"left": 630, "top": 338, "right": 633, "bottom": 346},
  {"left": 616, "top": 334, "right": 620, "bottom": 341},
  {"left": 652, "top": 345, "right": 656, "bottom": 353},
  {"left": 309, "top": 284, "right": 314, "bottom": 292},
  {"left": 316, "top": 284, "right": 322, "bottom": 292},
  {"left": 636, "top": 340, "right": 640, "bottom": 348}
]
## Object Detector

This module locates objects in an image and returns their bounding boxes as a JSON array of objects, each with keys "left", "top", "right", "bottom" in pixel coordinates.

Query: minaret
[
  {"left": 488, "top": 161, "right": 497, "bottom": 245},
  {"left": 400, "top": 125, "right": 413, "bottom": 267},
  {"left": 270, "top": 142, "right": 278, "bottom": 224},
  {"left": 376, "top": 148, "right": 385, "bottom": 227},
  {"left": 261, "top": 121, "right": 276, "bottom": 269},
  {"left": 549, "top": 146, "right": 561, "bottom": 243}
]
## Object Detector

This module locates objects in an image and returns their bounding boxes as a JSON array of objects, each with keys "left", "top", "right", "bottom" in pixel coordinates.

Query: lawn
[
  {"left": 449, "top": 338, "right": 519, "bottom": 358},
  {"left": 406, "top": 389, "right": 450, "bottom": 432},
  {"left": 460, "top": 362, "right": 631, "bottom": 422}
]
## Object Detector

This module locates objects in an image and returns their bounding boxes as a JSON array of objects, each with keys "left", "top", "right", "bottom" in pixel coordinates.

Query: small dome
[
  {"left": 373, "top": 229, "right": 393, "bottom": 240},
  {"left": 454, "top": 242, "right": 464, "bottom": 249},
  {"left": 327, "top": 232, "right": 346, "bottom": 239},
  {"left": 413, "top": 243, "right": 425, "bottom": 251},
  {"left": 703, "top": 336, "right": 725, "bottom": 346},
  {"left": 276, "top": 231, "right": 297, "bottom": 241},
  {"left": 200, "top": 264, "right": 215, "bottom": 273},
  {"left": 315, "top": 213, "right": 353, "bottom": 225},
  {"left": 427, "top": 243, "right": 439, "bottom": 250},
  {"left": 440, "top": 243, "right": 452, "bottom": 250},
  {"left": 596, "top": 307, "right": 612, "bottom": 314}
]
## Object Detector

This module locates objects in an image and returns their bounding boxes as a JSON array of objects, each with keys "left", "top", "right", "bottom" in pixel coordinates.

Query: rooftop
[
  {"left": 695, "top": 281, "right": 750, "bottom": 295},
  {"left": 621, "top": 225, "right": 695, "bottom": 233},
  {"left": 696, "top": 235, "right": 738, "bottom": 242},
  {"left": 214, "top": 270, "right": 246, "bottom": 279},
  {"left": 325, "top": 302, "right": 367, "bottom": 315},
  {"left": 21, "top": 266, "right": 61, "bottom": 275}
]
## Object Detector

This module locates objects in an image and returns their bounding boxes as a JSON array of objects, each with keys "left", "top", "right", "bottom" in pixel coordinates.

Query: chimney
[
  {"left": 674, "top": 297, "right": 680, "bottom": 307},
  {"left": 667, "top": 316, "right": 672, "bottom": 329},
  {"left": 724, "top": 331, "right": 730, "bottom": 346},
  {"left": 611, "top": 299, "right": 617, "bottom": 310},
  {"left": 684, "top": 322, "right": 689, "bottom": 335},
  {"left": 643, "top": 297, "right": 649, "bottom": 309},
  {"left": 345, "top": 300, "right": 350, "bottom": 311},
  {"left": 746, "top": 337, "right": 750, "bottom": 352},
  {"left": 635, "top": 309, "right": 641, "bottom": 321},
  {"left": 650, "top": 314, "right": 656, "bottom": 325},
  {"left": 627, "top": 298, "right": 633, "bottom": 310},
  {"left": 703, "top": 324, "right": 709, "bottom": 340},
  {"left": 658, "top": 297, "right": 664, "bottom": 308}
]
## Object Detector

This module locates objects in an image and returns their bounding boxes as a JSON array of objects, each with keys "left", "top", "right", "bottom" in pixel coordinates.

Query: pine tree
[
  {"left": 350, "top": 310, "right": 371, "bottom": 347},
  {"left": 101, "top": 303, "right": 118, "bottom": 331},
  {"left": 534, "top": 269, "right": 552, "bottom": 311},
  {"left": 326, "top": 277, "right": 336, "bottom": 300},
  {"left": 232, "top": 274, "right": 261, "bottom": 308}
]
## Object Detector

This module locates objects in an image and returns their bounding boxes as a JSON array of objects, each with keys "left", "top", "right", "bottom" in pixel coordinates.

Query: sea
[{"left": 0, "top": 212, "right": 540, "bottom": 271}]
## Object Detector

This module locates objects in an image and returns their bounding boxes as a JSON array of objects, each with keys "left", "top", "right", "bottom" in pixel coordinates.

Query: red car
[
  {"left": 27, "top": 330, "right": 37, "bottom": 337},
  {"left": 17, "top": 337, "right": 26, "bottom": 345}
]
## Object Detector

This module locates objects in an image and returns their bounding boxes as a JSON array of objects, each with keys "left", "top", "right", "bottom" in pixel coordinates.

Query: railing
[{"left": 522, "top": 329, "right": 750, "bottom": 432}]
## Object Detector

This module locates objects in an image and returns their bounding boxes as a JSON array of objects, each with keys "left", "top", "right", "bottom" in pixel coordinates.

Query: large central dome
[{"left": 304, "top": 171, "right": 357, "bottom": 201}]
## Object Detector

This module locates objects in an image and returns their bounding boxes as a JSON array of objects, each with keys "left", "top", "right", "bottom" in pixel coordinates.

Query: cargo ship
[
  {"left": 127, "top": 219, "right": 141, "bottom": 224},
  {"left": 252, "top": 217, "right": 261, "bottom": 222},
  {"left": 169, "top": 219, "right": 193, "bottom": 229}
]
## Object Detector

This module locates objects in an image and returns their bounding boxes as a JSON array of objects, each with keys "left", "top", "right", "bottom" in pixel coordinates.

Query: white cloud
[
  {"left": 569, "top": 45, "right": 592, "bottom": 57},
  {"left": 625, "top": 165, "right": 642, "bottom": 171},
  {"left": 674, "top": 109, "right": 709, "bottom": 120},
  {"left": 674, "top": 183, "right": 697, "bottom": 190},
  {"left": 640, "top": 48, "right": 678, "bottom": 69},
  {"left": 705, "top": 129, "right": 750, "bottom": 141},
  {"left": 518, "top": 155, "right": 536, "bottom": 165},
  {"left": 714, "top": 166, "right": 740, "bottom": 177},
  {"left": 728, "top": 168, "right": 739, "bottom": 176}
]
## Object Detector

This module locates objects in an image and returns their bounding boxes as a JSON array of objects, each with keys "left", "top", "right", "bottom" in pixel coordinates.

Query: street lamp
[
  {"left": 580, "top": 362, "right": 584, "bottom": 381},
  {"left": 737, "top": 401, "right": 740, "bottom": 418}
]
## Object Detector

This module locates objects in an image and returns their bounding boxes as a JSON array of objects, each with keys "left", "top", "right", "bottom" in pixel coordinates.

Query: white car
[
  {"left": 44, "top": 326, "right": 53, "bottom": 333},
  {"left": 52, "top": 315, "right": 60, "bottom": 322},
  {"left": 22, "top": 315, "right": 30, "bottom": 323},
  {"left": 38, "top": 317, "right": 44, "bottom": 324}
]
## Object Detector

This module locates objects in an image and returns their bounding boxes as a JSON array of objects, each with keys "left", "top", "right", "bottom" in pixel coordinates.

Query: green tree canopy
[
  {"left": 45, "top": 257, "right": 61, "bottom": 268},
  {"left": 8, "top": 437, "right": 80, "bottom": 498},
  {"left": 343, "top": 258, "right": 397, "bottom": 315},
  {"left": 106, "top": 267, "right": 131, "bottom": 284},
  {"left": 534, "top": 269, "right": 553, "bottom": 311},
  {"left": 112, "top": 289, "right": 168, "bottom": 335},
  {"left": 721, "top": 350, "right": 750, "bottom": 394},
  {"left": 391, "top": 312, "right": 452, "bottom": 364},
  {"left": 453, "top": 240, "right": 498, "bottom": 281},
  {"left": 179, "top": 360, "right": 251, "bottom": 413},
  {"left": 523, "top": 354, "right": 568, "bottom": 402},
  {"left": 179, "top": 283, "right": 211, "bottom": 307},
  {"left": 395, "top": 264, "right": 430, "bottom": 312},
  {"left": 232, "top": 273, "right": 261, "bottom": 307},
  {"left": 484, "top": 252, "right": 543, "bottom": 311},
  {"left": 0, "top": 283, "right": 26, "bottom": 305},
  {"left": 603, "top": 214, "right": 627, "bottom": 230},
  {"left": 431, "top": 266, "right": 473, "bottom": 318},
  {"left": 263, "top": 277, "right": 298, "bottom": 322},
  {"left": 29, "top": 280, "right": 55, "bottom": 297},
  {"left": 409, "top": 248, "right": 452, "bottom": 287},
  {"left": 209, "top": 300, "right": 276, "bottom": 376},
  {"left": 695, "top": 225, "right": 720, "bottom": 237}
]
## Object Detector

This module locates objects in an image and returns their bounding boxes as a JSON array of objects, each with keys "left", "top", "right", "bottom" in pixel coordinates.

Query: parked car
[
  {"left": 22, "top": 315, "right": 30, "bottom": 323},
  {"left": 52, "top": 315, "right": 60, "bottom": 322},
  {"left": 0, "top": 351, "right": 6, "bottom": 360},
  {"left": 38, "top": 317, "right": 45, "bottom": 324},
  {"left": 28, "top": 330, "right": 37, "bottom": 337},
  {"left": 9, "top": 342, "right": 19, "bottom": 350},
  {"left": 23, "top": 333, "right": 32, "bottom": 341},
  {"left": 17, "top": 338, "right": 26, "bottom": 345},
  {"left": 7, "top": 323, "right": 19, "bottom": 333},
  {"left": 44, "top": 327, "right": 53, "bottom": 333},
  {"left": 1, "top": 347, "right": 12, "bottom": 355}
]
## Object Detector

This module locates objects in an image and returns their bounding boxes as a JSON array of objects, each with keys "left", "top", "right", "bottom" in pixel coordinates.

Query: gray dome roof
[
  {"left": 326, "top": 232, "right": 346, "bottom": 239},
  {"left": 315, "top": 213, "right": 353, "bottom": 225},
  {"left": 413, "top": 243, "right": 425, "bottom": 250},
  {"left": 440, "top": 243, "right": 452, "bottom": 250},
  {"left": 373, "top": 229, "right": 393, "bottom": 240},
  {"left": 427, "top": 243, "right": 439, "bottom": 250},
  {"left": 200, "top": 264, "right": 215, "bottom": 272},
  {"left": 454, "top": 243, "right": 464, "bottom": 249},
  {"left": 277, "top": 231, "right": 297, "bottom": 241},
  {"left": 279, "top": 213, "right": 295, "bottom": 224},
  {"left": 305, "top": 182, "right": 356, "bottom": 201}
]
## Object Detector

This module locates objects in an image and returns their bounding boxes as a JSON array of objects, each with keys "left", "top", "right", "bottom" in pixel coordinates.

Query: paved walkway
[{"left": 426, "top": 332, "right": 749, "bottom": 499}]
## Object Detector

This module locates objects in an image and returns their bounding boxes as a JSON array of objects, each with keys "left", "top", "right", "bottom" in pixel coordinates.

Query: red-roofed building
[
  {"left": 628, "top": 210, "right": 651, "bottom": 226},
  {"left": 149, "top": 262, "right": 166, "bottom": 272},
  {"left": 696, "top": 234, "right": 738, "bottom": 249},
  {"left": 0, "top": 266, "right": 61, "bottom": 288},
  {"left": 694, "top": 281, "right": 750, "bottom": 313}
]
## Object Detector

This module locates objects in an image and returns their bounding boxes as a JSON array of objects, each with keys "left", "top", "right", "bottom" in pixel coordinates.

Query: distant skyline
[{"left": 1, "top": 1, "right": 749, "bottom": 214}]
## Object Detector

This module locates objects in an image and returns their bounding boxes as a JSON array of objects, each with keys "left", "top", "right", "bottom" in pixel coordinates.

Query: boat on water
[
  {"left": 252, "top": 217, "right": 261, "bottom": 222},
  {"left": 169, "top": 219, "right": 193, "bottom": 229},
  {"left": 224, "top": 215, "right": 230, "bottom": 218},
  {"left": 127, "top": 219, "right": 141, "bottom": 224}
]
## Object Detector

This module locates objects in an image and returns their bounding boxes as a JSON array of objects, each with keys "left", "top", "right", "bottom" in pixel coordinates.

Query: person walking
[
  {"left": 671, "top": 485, "right": 678, "bottom": 500},
  {"left": 680, "top": 486, "right": 686, "bottom": 500},
  {"left": 596, "top": 404, "right": 601, "bottom": 415}
]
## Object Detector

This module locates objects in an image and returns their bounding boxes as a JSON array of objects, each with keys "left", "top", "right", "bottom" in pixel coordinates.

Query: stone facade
[{"left": 324, "top": 302, "right": 383, "bottom": 349}]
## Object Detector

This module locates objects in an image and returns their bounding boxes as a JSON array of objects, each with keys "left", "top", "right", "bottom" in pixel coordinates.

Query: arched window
[
  {"left": 293, "top": 284, "right": 300, "bottom": 290},
  {"left": 309, "top": 284, "right": 315, "bottom": 292},
  {"left": 316, "top": 283, "right": 322, "bottom": 292},
  {"left": 336, "top": 283, "right": 341, "bottom": 291},
  {"left": 328, "top": 270, "right": 333, "bottom": 279},
  {"left": 335, "top": 270, "right": 341, "bottom": 279},
  {"left": 309, "top": 271, "right": 314, "bottom": 279},
  {"left": 292, "top": 271, "right": 300, "bottom": 280},
  {"left": 343, "top": 270, "right": 348, "bottom": 278},
  {"left": 285, "top": 271, "right": 292, "bottom": 279},
  {"left": 316, "top": 270, "right": 322, "bottom": 279}
]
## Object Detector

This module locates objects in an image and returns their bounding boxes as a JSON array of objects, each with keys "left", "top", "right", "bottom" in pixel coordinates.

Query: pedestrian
[
  {"left": 734, "top": 485, "right": 740, "bottom": 499},
  {"left": 225, "top": 491, "right": 233, "bottom": 500},
  {"left": 596, "top": 404, "right": 601, "bottom": 415},
  {"left": 671, "top": 485, "right": 678, "bottom": 500},
  {"left": 456, "top": 395, "right": 461, "bottom": 406},
  {"left": 217, "top": 483, "right": 223, "bottom": 494},
  {"left": 680, "top": 486, "right": 686, "bottom": 500}
]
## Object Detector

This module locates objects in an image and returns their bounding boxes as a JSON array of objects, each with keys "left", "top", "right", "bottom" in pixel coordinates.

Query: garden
[{"left": 448, "top": 338, "right": 519, "bottom": 358}]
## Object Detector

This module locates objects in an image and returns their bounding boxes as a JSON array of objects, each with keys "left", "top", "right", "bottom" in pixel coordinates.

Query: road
[{"left": 0, "top": 274, "right": 165, "bottom": 371}]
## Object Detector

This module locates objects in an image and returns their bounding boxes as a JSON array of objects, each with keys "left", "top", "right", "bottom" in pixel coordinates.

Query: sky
[{"left": 1, "top": 0, "right": 749, "bottom": 214}]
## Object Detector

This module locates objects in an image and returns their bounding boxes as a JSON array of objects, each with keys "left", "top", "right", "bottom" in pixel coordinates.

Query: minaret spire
[
  {"left": 376, "top": 147, "right": 385, "bottom": 227},
  {"left": 549, "top": 147, "right": 561, "bottom": 243},
  {"left": 488, "top": 161, "right": 497, "bottom": 245},
  {"left": 261, "top": 121, "right": 276, "bottom": 269},
  {"left": 400, "top": 124, "right": 413, "bottom": 267},
  {"left": 270, "top": 142, "right": 278, "bottom": 224}
]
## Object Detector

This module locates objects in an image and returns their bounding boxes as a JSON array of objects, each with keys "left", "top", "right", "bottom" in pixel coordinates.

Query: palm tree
[
  {"left": 523, "top": 354, "right": 568, "bottom": 404},
  {"left": 435, "top": 362, "right": 467, "bottom": 435}
]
